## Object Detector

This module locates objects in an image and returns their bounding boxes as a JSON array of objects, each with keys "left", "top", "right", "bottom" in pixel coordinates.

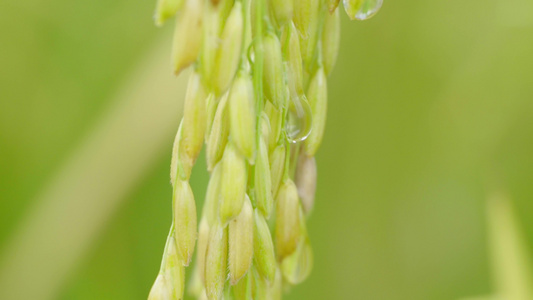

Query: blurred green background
[{"left": 1, "top": 0, "right": 533, "bottom": 299}]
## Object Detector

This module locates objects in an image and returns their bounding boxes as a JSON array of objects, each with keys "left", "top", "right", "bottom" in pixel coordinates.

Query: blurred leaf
[{"left": 487, "top": 193, "right": 533, "bottom": 300}]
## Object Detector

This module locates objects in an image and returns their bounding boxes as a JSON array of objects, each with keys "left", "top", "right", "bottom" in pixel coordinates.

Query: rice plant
[{"left": 149, "top": 0, "right": 382, "bottom": 299}]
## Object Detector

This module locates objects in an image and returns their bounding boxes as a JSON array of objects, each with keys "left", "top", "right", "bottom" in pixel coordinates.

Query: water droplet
[
  {"left": 286, "top": 95, "right": 312, "bottom": 143},
  {"left": 343, "top": 0, "right": 383, "bottom": 21}
]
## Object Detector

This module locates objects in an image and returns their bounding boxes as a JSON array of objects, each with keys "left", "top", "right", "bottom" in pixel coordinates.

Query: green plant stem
[
  {"left": 250, "top": 0, "right": 266, "bottom": 209},
  {"left": 254, "top": 0, "right": 265, "bottom": 148}
]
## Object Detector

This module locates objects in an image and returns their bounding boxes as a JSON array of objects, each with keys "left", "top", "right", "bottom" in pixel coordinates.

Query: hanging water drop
[
  {"left": 343, "top": 0, "right": 383, "bottom": 21},
  {"left": 286, "top": 95, "right": 313, "bottom": 143}
]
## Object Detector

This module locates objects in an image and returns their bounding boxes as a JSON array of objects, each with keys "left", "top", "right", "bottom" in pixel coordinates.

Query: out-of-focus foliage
[{"left": 1, "top": 0, "right": 533, "bottom": 299}]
